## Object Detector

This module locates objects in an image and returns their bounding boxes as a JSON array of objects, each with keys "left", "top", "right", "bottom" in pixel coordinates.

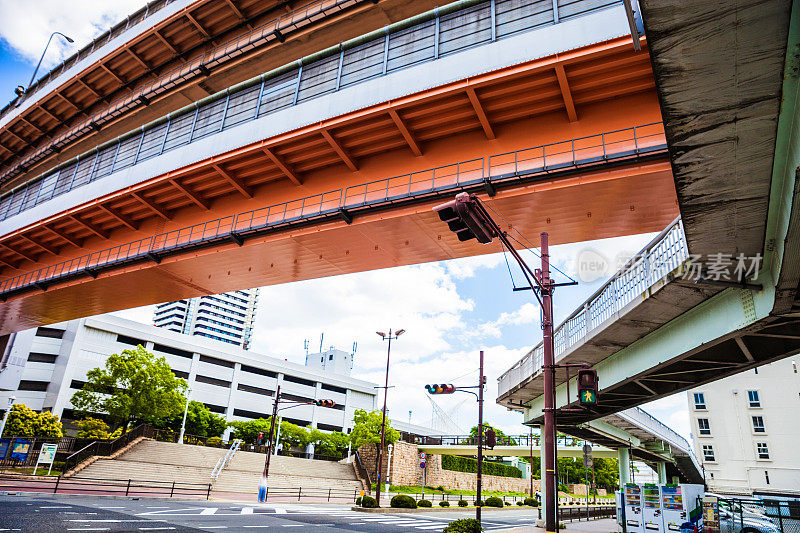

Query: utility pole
[
  {"left": 541, "top": 232, "right": 558, "bottom": 533},
  {"left": 263, "top": 385, "right": 281, "bottom": 482},
  {"left": 530, "top": 427, "right": 534, "bottom": 498},
  {"left": 477, "top": 350, "right": 484, "bottom": 526}
]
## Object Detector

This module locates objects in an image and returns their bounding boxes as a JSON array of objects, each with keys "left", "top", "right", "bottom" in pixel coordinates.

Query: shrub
[
  {"left": 474, "top": 499, "right": 484, "bottom": 507},
  {"left": 436, "top": 485, "right": 445, "bottom": 492},
  {"left": 516, "top": 501, "right": 524, "bottom": 506},
  {"left": 206, "top": 436, "right": 223, "bottom": 447},
  {"left": 524, "top": 497, "right": 537, "bottom": 506},
  {"left": 390, "top": 495, "right": 417, "bottom": 509},
  {"left": 443, "top": 518, "right": 483, "bottom": 533},
  {"left": 361, "top": 495, "right": 378, "bottom": 508},
  {"left": 355, "top": 497, "right": 362, "bottom": 505},
  {"left": 441, "top": 455, "right": 522, "bottom": 478},
  {"left": 418, "top": 499, "right": 432, "bottom": 508},
  {"left": 505, "top": 501, "right": 511, "bottom": 506},
  {"left": 458, "top": 499, "right": 468, "bottom": 507},
  {"left": 75, "top": 417, "right": 110, "bottom": 439},
  {"left": 484, "top": 496, "right": 503, "bottom": 508},
  {"left": 439, "top": 501, "right": 450, "bottom": 507}
]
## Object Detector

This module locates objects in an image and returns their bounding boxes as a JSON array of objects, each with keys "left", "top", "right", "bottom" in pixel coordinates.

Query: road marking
[
  {"left": 146, "top": 506, "right": 169, "bottom": 509},
  {"left": 274, "top": 508, "right": 287, "bottom": 514},
  {"left": 41, "top": 506, "right": 72, "bottom": 508},
  {"left": 281, "top": 526, "right": 304, "bottom": 528},
  {"left": 68, "top": 520, "right": 153, "bottom": 523},
  {"left": 66, "top": 529, "right": 110, "bottom": 531},
  {"left": 241, "top": 507, "right": 254, "bottom": 514},
  {"left": 138, "top": 529, "right": 176, "bottom": 531},
  {"left": 98, "top": 507, "right": 125, "bottom": 509},
  {"left": 200, "top": 508, "right": 218, "bottom": 515},
  {"left": 200, "top": 527, "right": 227, "bottom": 530}
]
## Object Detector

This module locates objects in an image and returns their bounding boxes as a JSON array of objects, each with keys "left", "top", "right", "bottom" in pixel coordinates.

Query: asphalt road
[{"left": 0, "top": 495, "right": 546, "bottom": 532}]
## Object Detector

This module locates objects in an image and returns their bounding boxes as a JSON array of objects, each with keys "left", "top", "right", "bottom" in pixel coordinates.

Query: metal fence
[
  {"left": 0, "top": 473, "right": 212, "bottom": 499},
  {"left": 716, "top": 497, "right": 800, "bottom": 533},
  {"left": 408, "top": 433, "right": 593, "bottom": 448},
  {"left": 0, "top": 122, "right": 666, "bottom": 299},
  {"left": 0, "top": 0, "right": 624, "bottom": 220},
  {"left": 498, "top": 217, "right": 688, "bottom": 398}
]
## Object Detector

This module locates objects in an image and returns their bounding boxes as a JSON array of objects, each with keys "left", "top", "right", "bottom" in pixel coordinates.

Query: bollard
[
  {"left": 297, "top": 487, "right": 301, "bottom": 501},
  {"left": 206, "top": 484, "right": 212, "bottom": 500},
  {"left": 170, "top": 481, "right": 175, "bottom": 498},
  {"left": 328, "top": 488, "right": 331, "bottom": 502},
  {"left": 125, "top": 479, "right": 131, "bottom": 496},
  {"left": 53, "top": 475, "right": 60, "bottom": 494}
]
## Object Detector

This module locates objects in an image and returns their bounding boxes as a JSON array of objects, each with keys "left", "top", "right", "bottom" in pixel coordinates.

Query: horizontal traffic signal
[
  {"left": 433, "top": 192, "right": 496, "bottom": 244},
  {"left": 314, "top": 399, "right": 336, "bottom": 407},
  {"left": 425, "top": 384, "right": 456, "bottom": 394}
]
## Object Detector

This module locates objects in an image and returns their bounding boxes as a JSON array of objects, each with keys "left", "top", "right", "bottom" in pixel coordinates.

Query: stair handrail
[
  {"left": 353, "top": 450, "right": 371, "bottom": 488},
  {"left": 210, "top": 438, "right": 241, "bottom": 481},
  {"left": 62, "top": 423, "right": 152, "bottom": 474}
]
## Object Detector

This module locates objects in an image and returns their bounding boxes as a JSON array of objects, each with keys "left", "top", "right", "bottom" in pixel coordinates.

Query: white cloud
[
  {"left": 477, "top": 302, "right": 540, "bottom": 338},
  {"left": 0, "top": 0, "right": 146, "bottom": 70}
]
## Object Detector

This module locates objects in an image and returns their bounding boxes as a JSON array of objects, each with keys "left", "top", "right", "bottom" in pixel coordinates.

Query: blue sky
[{"left": 0, "top": 1, "right": 691, "bottom": 471}]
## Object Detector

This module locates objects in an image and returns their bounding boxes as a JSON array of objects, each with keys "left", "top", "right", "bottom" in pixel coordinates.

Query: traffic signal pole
[
  {"left": 375, "top": 330, "right": 393, "bottom": 507},
  {"left": 263, "top": 385, "right": 281, "bottom": 482},
  {"left": 477, "top": 349, "right": 484, "bottom": 526},
  {"left": 541, "top": 232, "right": 558, "bottom": 533}
]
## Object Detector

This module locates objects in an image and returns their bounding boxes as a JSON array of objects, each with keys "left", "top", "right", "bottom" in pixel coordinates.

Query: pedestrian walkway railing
[
  {"left": 211, "top": 438, "right": 241, "bottom": 481},
  {"left": 62, "top": 424, "right": 154, "bottom": 474},
  {"left": 0, "top": 0, "right": 627, "bottom": 216},
  {"left": 0, "top": 0, "right": 367, "bottom": 185},
  {"left": 0, "top": 473, "right": 212, "bottom": 499},
  {"left": 0, "top": 122, "right": 667, "bottom": 299},
  {"left": 413, "top": 433, "right": 593, "bottom": 448},
  {"left": 498, "top": 217, "right": 688, "bottom": 398}
]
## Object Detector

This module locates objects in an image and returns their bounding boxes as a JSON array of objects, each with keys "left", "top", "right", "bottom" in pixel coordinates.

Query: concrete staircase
[{"left": 76, "top": 440, "right": 362, "bottom": 495}]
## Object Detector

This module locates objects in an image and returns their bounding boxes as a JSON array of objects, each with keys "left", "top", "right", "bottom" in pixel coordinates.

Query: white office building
[
  {"left": 686, "top": 358, "right": 800, "bottom": 496},
  {"left": 0, "top": 315, "right": 377, "bottom": 435},
  {"left": 153, "top": 289, "right": 259, "bottom": 350}
]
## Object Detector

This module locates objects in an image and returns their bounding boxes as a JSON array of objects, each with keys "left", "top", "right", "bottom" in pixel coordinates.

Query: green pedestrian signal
[{"left": 577, "top": 369, "right": 598, "bottom": 406}]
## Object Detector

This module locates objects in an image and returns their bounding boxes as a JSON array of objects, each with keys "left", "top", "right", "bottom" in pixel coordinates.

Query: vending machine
[
  {"left": 624, "top": 483, "right": 644, "bottom": 533},
  {"left": 643, "top": 483, "right": 664, "bottom": 533},
  {"left": 616, "top": 491, "right": 625, "bottom": 532},
  {"left": 661, "top": 484, "right": 705, "bottom": 532}
]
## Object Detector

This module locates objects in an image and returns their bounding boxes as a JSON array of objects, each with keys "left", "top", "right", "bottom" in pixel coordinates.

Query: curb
[
  {"left": 0, "top": 491, "right": 208, "bottom": 502},
  {"left": 351, "top": 505, "right": 541, "bottom": 513}
]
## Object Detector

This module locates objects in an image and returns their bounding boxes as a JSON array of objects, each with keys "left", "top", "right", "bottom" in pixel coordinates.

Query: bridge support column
[
  {"left": 657, "top": 461, "right": 667, "bottom": 484},
  {"left": 618, "top": 448, "right": 631, "bottom": 485}
]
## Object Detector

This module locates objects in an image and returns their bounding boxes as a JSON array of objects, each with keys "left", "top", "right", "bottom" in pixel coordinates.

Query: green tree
[
  {"left": 308, "top": 429, "right": 349, "bottom": 457},
  {"left": 228, "top": 418, "right": 273, "bottom": 444},
  {"left": 350, "top": 409, "right": 400, "bottom": 451},
  {"left": 167, "top": 401, "right": 227, "bottom": 438},
  {"left": 3, "top": 404, "right": 63, "bottom": 438},
  {"left": 592, "top": 457, "right": 619, "bottom": 491},
  {"left": 75, "top": 417, "right": 110, "bottom": 439},
  {"left": 70, "top": 345, "right": 187, "bottom": 430},
  {"left": 468, "top": 423, "right": 515, "bottom": 445},
  {"left": 277, "top": 420, "right": 309, "bottom": 451}
]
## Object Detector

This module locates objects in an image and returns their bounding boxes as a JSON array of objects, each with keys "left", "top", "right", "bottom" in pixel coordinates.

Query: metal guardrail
[
  {"left": 62, "top": 423, "right": 154, "bottom": 473},
  {"left": 498, "top": 217, "right": 689, "bottom": 398},
  {"left": 413, "top": 433, "right": 594, "bottom": 448},
  {"left": 0, "top": 0, "right": 625, "bottom": 219},
  {"left": 0, "top": 122, "right": 666, "bottom": 298},
  {"left": 0, "top": 473, "right": 212, "bottom": 499},
  {"left": 211, "top": 438, "right": 241, "bottom": 481},
  {"left": 718, "top": 497, "right": 800, "bottom": 533},
  {"left": 0, "top": 0, "right": 366, "bottom": 188}
]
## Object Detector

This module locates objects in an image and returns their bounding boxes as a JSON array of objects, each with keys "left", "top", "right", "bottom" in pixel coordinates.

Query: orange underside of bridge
[{"left": 0, "top": 38, "right": 679, "bottom": 334}]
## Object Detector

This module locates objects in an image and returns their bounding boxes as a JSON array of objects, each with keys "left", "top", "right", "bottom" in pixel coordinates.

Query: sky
[{"left": 0, "top": 0, "right": 692, "bottom": 462}]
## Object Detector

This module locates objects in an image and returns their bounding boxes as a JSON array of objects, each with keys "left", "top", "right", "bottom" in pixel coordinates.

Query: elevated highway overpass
[
  {"left": 496, "top": 0, "right": 800, "bottom": 486},
  {"left": 0, "top": 0, "right": 679, "bottom": 334}
]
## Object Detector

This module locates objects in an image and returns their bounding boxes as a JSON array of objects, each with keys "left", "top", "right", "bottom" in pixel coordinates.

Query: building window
[
  {"left": 117, "top": 334, "right": 146, "bottom": 346},
  {"left": 27, "top": 352, "right": 58, "bottom": 363},
  {"left": 153, "top": 344, "right": 193, "bottom": 359},
  {"left": 756, "top": 442, "right": 770, "bottom": 460},
  {"left": 321, "top": 383, "right": 347, "bottom": 394},
  {"left": 237, "top": 383, "right": 273, "bottom": 396},
  {"left": 765, "top": 471, "right": 770, "bottom": 484},
  {"left": 698, "top": 418, "right": 711, "bottom": 436},
  {"left": 693, "top": 392, "right": 706, "bottom": 410},
  {"left": 752, "top": 415, "right": 765, "bottom": 433},
  {"left": 17, "top": 380, "right": 49, "bottom": 392},
  {"left": 171, "top": 369, "right": 189, "bottom": 379},
  {"left": 702, "top": 445, "right": 715, "bottom": 462},
  {"left": 329, "top": 354, "right": 334, "bottom": 360},
  {"left": 203, "top": 403, "right": 226, "bottom": 414},
  {"left": 35, "top": 327, "right": 64, "bottom": 339},
  {"left": 195, "top": 375, "right": 231, "bottom": 388},
  {"left": 240, "top": 365, "right": 277, "bottom": 378},
  {"left": 747, "top": 390, "right": 761, "bottom": 408},
  {"left": 198, "top": 355, "right": 235, "bottom": 368},
  {"left": 283, "top": 375, "right": 316, "bottom": 387},
  {"left": 232, "top": 408, "right": 269, "bottom": 419}
]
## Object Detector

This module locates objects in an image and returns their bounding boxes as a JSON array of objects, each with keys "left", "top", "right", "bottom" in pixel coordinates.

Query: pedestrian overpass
[
  {"left": 417, "top": 405, "right": 702, "bottom": 484},
  {"left": 496, "top": 0, "right": 800, "bottom": 488}
]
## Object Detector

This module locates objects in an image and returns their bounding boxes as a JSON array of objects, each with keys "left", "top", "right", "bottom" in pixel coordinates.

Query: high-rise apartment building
[
  {"left": 153, "top": 289, "right": 258, "bottom": 350},
  {"left": 686, "top": 358, "right": 800, "bottom": 496}
]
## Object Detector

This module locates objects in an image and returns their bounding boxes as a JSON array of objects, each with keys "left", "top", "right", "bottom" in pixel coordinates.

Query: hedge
[{"left": 441, "top": 455, "right": 523, "bottom": 478}]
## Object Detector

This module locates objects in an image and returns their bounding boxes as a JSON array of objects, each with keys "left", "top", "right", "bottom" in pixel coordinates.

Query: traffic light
[
  {"left": 485, "top": 427, "right": 496, "bottom": 449},
  {"left": 577, "top": 369, "right": 598, "bottom": 406},
  {"left": 315, "top": 399, "right": 336, "bottom": 407},
  {"left": 425, "top": 384, "right": 456, "bottom": 394},
  {"left": 433, "top": 192, "right": 497, "bottom": 244}
]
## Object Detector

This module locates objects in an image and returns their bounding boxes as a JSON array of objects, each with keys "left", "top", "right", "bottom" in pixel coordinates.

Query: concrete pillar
[
  {"left": 618, "top": 448, "right": 631, "bottom": 486},
  {"left": 657, "top": 461, "right": 668, "bottom": 484}
]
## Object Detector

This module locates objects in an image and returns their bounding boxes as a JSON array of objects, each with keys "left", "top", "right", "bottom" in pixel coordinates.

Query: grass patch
[{"left": 0, "top": 466, "right": 61, "bottom": 476}]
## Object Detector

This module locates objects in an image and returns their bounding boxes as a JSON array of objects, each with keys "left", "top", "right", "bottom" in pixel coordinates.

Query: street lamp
[
  {"left": 178, "top": 388, "right": 192, "bottom": 444},
  {"left": 0, "top": 396, "right": 16, "bottom": 438},
  {"left": 374, "top": 327, "right": 404, "bottom": 507},
  {"left": 24, "top": 32, "right": 74, "bottom": 94}
]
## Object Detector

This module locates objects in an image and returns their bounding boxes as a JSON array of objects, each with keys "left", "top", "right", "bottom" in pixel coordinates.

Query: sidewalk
[{"left": 494, "top": 518, "right": 618, "bottom": 533}]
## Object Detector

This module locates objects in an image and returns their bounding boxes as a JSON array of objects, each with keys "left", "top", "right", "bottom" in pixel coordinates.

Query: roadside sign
[
  {"left": 419, "top": 452, "right": 426, "bottom": 459},
  {"left": 582, "top": 444, "right": 592, "bottom": 455},
  {"left": 583, "top": 456, "right": 593, "bottom": 468},
  {"left": 35, "top": 443, "right": 58, "bottom": 476},
  {"left": 420, "top": 461, "right": 426, "bottom": 469}
]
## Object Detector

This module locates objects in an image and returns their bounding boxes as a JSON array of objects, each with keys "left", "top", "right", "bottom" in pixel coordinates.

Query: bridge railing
[
  {"left": 412, "top": 433, "right": 596, "bottom": 448},
  {"left": 498, "top": 218, "right": 689, "bottom": 399},
  {"left": 0, "top": 123, "right": 666, "bottom": 298},
  {"left": 0, "top": 0, "right": 627, "bottom": 220}
]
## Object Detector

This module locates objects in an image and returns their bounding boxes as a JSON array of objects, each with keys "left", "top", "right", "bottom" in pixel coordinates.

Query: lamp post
[
  {"left": 374, "top": 328, "right": 404, "bottom": 507},
  {"left": 26, "top": 32, "right": 74, "bottom": 93},
  {"left": 178, "top": 388, "right": 192, "bottom": 444},
  {"left": 0, "top": 396, "right": 16, "bottom": 438}
]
